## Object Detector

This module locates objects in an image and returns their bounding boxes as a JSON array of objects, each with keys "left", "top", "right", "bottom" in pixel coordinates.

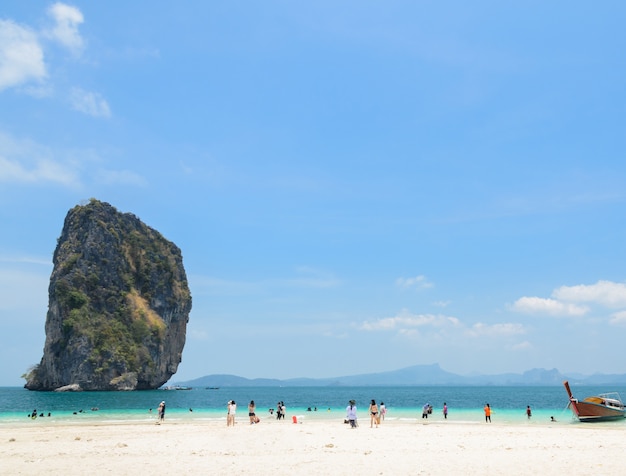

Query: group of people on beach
[
  {"left": 225, "top": 400, "right": 286, "bottom": 426},
  {"left": 150, "top": 399, "right": 543, "bottom": 426},
  {"left": 274, "top": 401, "right": 286, "bottom": 420},
  {"left": 344, "top": 400, "right": 534, "bottom": 425},
  {"left": 345, "top": 399, "right": 387, "bottom": 428}
]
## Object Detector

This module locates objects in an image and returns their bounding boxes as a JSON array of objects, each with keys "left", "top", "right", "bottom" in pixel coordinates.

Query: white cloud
[
  {"left": 0, "top": 130, "right": 145, "bottom": 189},
  {"left": 0, "top": 20, "right": 47, "bottom": 91},
  {"left": 1, "top": 4, "right": 109, "bottom": 118},
  {"left": 468, "top": 322, "right": 526, "bottom": 337},
  {"left": 512, "top": 280, "right": 626, "bottom": 320},
  {"left": 609, "top": 311, "right": 626, "bottom": 326},
  {"left": 0, "top": 130, "right": 82, "bottom": 186},
  {"left": 69, "top": 87, "right": 111, "bottom": 118},
  {"left": 552, "top": 281, "right": 626, "bottom": 308},
  {"left": 46, "top": 2, "right": 85, "bottom": 55},
  {"left": 0, "top": 155, "right": 79, "bottom": 186},
  {"left": 511, "top": 296, "right": 588, "bottom": 316},
  {"left": 511, "top": 340, "right": 533, "bottom": 351},
  {"left": 360, "top": 309, "right": 459, "bottom": 331},
  {"left": 396, "top": 275, "right": 433, "bottom": 290}
]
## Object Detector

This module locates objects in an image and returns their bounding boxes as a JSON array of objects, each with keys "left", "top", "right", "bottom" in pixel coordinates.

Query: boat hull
[
  {"left": 571, "top": 401, "right": 626, "bottom": 422},
  {"left": 563, "top": 380, "right": 626, "bottom": 422}
]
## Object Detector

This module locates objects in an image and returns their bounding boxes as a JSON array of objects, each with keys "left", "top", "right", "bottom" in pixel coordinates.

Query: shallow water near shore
[{"left": 2, "top": 385, "right": 626, "bottom": 427}]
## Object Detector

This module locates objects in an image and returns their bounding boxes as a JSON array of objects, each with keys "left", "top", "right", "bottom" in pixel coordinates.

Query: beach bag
[{"left": 376, "top": 415, "right": 381, "bottom": 424}]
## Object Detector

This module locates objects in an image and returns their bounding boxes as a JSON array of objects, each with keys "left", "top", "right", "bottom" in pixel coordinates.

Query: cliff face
[{"left": 25, "top": 199, "right": 192, "bottom": 391}]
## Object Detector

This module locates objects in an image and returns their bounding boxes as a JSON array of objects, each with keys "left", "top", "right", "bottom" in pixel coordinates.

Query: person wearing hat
[
  {"left": 227, "top": 400, "right": 236, "bottom": 427},
  {"left": 157, "top": 401, "right": 166, "bottom": 423},
  {"left": 346, "top": 400, "right": 358, "bottom": 428}
]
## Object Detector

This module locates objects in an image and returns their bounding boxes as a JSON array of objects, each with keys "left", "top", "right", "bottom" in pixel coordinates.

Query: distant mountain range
[{"left": 174, "top": 364, "right": 626, "bottom": 387}]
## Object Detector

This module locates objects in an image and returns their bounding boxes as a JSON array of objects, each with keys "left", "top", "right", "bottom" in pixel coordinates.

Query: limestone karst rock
[{"left": 25, "top": 199, "right": 192, "bottom": 391}]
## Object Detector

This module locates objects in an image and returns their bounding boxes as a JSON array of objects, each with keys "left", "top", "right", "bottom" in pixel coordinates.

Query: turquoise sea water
[{"left": 2, "top": 385, "right": 626, "bottom": 427}]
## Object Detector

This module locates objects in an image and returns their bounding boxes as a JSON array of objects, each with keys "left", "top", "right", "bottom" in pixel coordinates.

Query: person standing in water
[
  {"left": 526, "top": 405, "right": 532, "bottom": 419},
  {"left": 484, "top": 403, "right": 491, "bottom": 422},
  {"left": 443, "top": 402, "right": 448, "bottom": 419}
]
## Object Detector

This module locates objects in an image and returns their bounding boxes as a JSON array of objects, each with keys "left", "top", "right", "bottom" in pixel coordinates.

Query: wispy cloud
[
  {"left": 511, "top": 340, "right": 533, "bottom": 351},
  {"left": 0, "top": 131, "right": 81, "bottom": 186},
  {"left": 0, "top": 130, "right": 145, "bottom": 188},
  {"left": 70, "top": 87, "right": 111, "bottom": 118},
  {"left": 467, "top": 322, "right": 526, "bottom": 337},
  {"left": 396, "top": 275, "right": 433, "bottom": 290},
  {"left": 281, "top": 266, "right": 340, "bottom": 288},
  {"left": 609, "top": 311, "right": 626, "bottom": 326},
  {"left": 552, "top": 281, "right": 626, "bottom": 308},
  {"left": 0, "top": 255, "right": 51, "bottom": 266},
  {"left": 359, "top": 308, "right": 526, "bottom": 344},
  {"left": 190, "top": 267, "right": 341, "bottom": 297},
  {"left": 0, "top": 20, "right": 47, "bottom": 91},
  {"left": 45, "top": 2, "right": 85, "bottom": 56},
  {"left": 360, "top": 309, "right": 459, "bottom": 332},
  {"left": 0, "top": 155, "right": 80, "bottom": 187},
  {"left": 511, "top": 296, "right": 588, "bottom": 317},
  {"left": 1, "top": 5, "right": 112, "bottom": 118}
]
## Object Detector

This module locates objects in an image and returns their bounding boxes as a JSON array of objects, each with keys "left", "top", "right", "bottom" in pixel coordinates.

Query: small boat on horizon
[{"left": 563, "top": 380, "right": 626, "bottom": 422}]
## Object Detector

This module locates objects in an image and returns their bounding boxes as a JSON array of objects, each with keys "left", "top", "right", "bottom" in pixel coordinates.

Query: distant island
[{"left": 172, "top": 363, "right": 626, "bottom": 387}]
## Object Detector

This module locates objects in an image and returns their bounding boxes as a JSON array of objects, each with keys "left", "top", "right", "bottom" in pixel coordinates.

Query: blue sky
[{"left": 1, "top": 1, "right": 626, "bottom": 386}]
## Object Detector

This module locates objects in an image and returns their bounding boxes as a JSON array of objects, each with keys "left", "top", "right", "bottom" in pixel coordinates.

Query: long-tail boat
[{"left": 564, "top": 380, "right": 626, "bottom": 422}]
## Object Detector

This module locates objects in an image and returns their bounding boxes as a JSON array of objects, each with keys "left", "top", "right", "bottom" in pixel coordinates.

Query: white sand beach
[{"left": 2, "top": 417, "right": 624, "bottom": 475}]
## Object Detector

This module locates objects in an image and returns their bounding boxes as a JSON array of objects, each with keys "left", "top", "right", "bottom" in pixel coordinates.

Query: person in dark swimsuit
[
  {"left": 369, "top": 399, "right": 379, "bottom": 428},
  {"left": 248, "top": 400, "right": 256, "bottom": 424}
]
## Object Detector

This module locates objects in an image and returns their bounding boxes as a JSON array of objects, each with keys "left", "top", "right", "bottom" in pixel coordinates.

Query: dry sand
[{"left": 1, "top": 417, "right": 624, "bottom": 475}]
